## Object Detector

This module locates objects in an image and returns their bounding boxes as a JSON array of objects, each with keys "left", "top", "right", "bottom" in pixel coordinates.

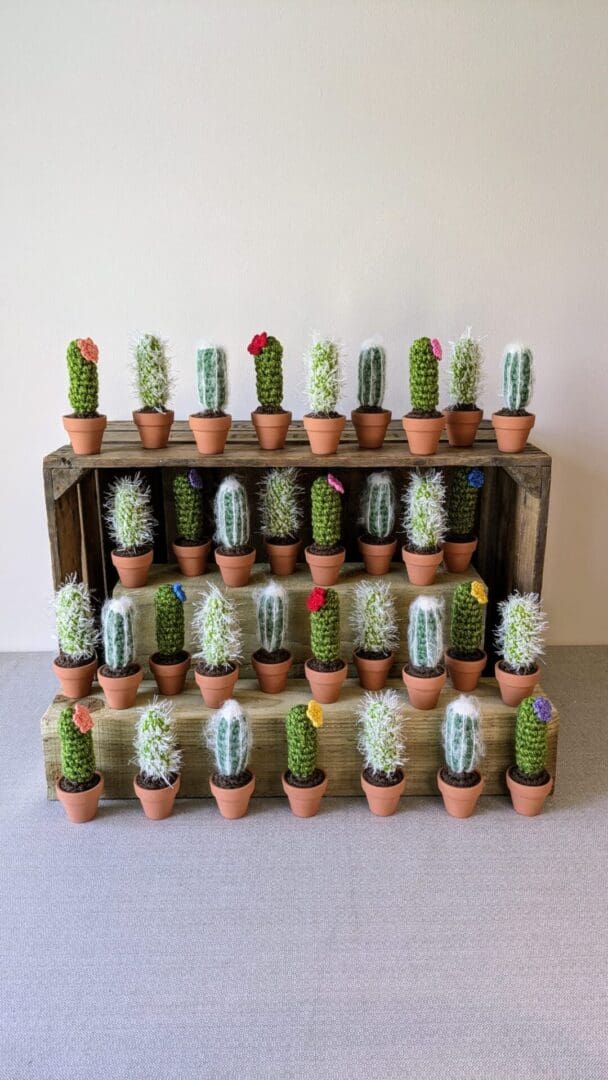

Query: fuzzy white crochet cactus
[
  {"left": 53, "top": 576, "right": 99, "bottom": 662},
  {"left": 448, "top": 329, "right": 483, "bottom": 407},
  {"left": 196, "top": 343, "right": 228, "bottom": 413},
  {"left": 214, "top": 476, "right": 250, "bottom": 550},
  {"left": 407, "top": 595, "right": 444, "bottom": 671},
  {"left": 357, "top": 689, "right": 406, "bottom": 779},
  {"left": 350, "top": 581, "right": 399, "bottom": 656},
  {"left": 402, "top": 470, "right": 447, "bottom": 552},
  {"left": 442, "top": 695, "right": 484, "bottom": 775},
  {"left": 193, "top": 584, "right": 242, "bottom": 670},
  {"left": 495, "top": 592, "right": 547, "bottom": 673},
  {"left": 102, "top": 596, "right": 136, "bottom": 672},
  {"left": 105, "top": 473, "right": 156, "bottom": 552},
  {"left": 359, "top": 471, "right": 396, "bottom": 540},
  {"left": 500, "top": 343, "right": 534, "bottom": 412},
  {"left": 258, "top": 468, "right": 303, "bottom": 541},
  {"left": 304, "top": 337, "right": 344, "bottom": 415},
  {"left": 134, "top": 698, "right": 181, "bottom": 784},
  {"left": 206, "top": 698, "right": 252, "bottom": 778},
  {"left": 133, "top": 333, "right": 172, "bottom": 410},
  {"left": 255, "top": 581, "right": 287, "bottom": 654}
]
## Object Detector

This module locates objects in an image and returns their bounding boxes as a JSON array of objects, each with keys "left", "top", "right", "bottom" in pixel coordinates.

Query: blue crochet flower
[
  {"left": 188, "top": 468, "right": 203, "bottom": 490},
  {"left": 532, "top": 697, "right": 552, "bottom": 723},
  {"left": 172, "top": 583, "right": 187, "bottom": 603},
  {"left": 467, "top": 468, "right": 485, "bottom": 490}
]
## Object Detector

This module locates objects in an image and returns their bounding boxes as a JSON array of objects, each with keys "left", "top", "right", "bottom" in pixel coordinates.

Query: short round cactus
[
  {"left": 154, "top": 584, "right": 186, "bottom": 661},
  {"left": 133, "top": 333, "right": 172, "bottom": 411},
  {"left": 192, "top": 584, "right": 242, "bottom": 672},
  {"left": 206, "top": 698, "right": 252, "bottom": 779},
  {"left": 258, "top": 468, "right": 303, "bottom": 542},
  {"left": 66, "top": 338, "right": 100, "bottom": 416},
  {"left": 500, "top": 343, "right": 534, "bottom": 413},
  {"left": 304, "top": 338, "right": 343, "bottom": 416},
  {"left": 58, "top": 703, "right": 96, "bottom": 786},
  {"left": 105, "top": 473, "right": 156, "bottom": 553},
  {"left": 307, "top": 587, "right": 341, "bottom": 664},
  {"left": 402, "top": 470, "right": 447, "bottom": 552},
  {"left": 134, "top": 698, "right": 181, "bottom": 785},
  {"left": 285, "top": 701, "right": 323, "bottom": 782},
  {"left": 357, "top": 339, "right": 386, "bottom": 409},
  {"left": 450, "top": 581, "right": 487, "bottom": 658},
  {"left": 357, "top": 690, "right": 405, "bottom": 780},
  {"left": 53, "top": 576, "right": 99, "bottom": 662},
  {"left": 173, "top": 470, "right": 205, "bottom": 544},
  {"left": 101, "top": 596, "right": 136, "bottom": 673},
  {"left": 196, "top": 344, "right": 228, "bottom": 414},
  {"left": 407, "top": 595, "right": 444, "bottom": 672},
  {"left": 248, "top": 332, "right": 284, "bottom": 410},
  {"left": 515, "top": 696, "right": 552, "bottom": 779},
  {"left": 448, "top": 329, "right": 483, "bottom": 408},
  {"left": 214, "top": 476, "right": 250, "bottom": 551},
  {"left": 442, "top": 695, "right": 483, "bottom": 777},
  {"left": 408, "top": 336, "right": 441, "bottom": 414},
  {"left": 310, "top": 474, "right": 343, "bottom": 549},
  {"left": 495, "top": 592, "right": 547, "bottom": 674},
  {"left": 350, "top": 581, "right": 399, "bottom": 657},
  {"left": 359, "top": 472, "right": 396, "bottom": 540},
  {"left": 446, "top": 467, "right": 484, "bottom": 540}
]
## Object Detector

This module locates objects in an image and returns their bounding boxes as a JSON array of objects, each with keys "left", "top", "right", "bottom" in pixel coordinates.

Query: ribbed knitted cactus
[
  {"left": 67, "top": 338, "right": 99, "bottom": 415},
  {"left": 515, "top": 696, "right": 552, "bottom": 778},
  {"left": 357, "top": 690, "right": 405, "bottom": 779},
  {"left": 105, "top": 473, "right": 156, "bottom": 553},
  {"left": 500, "top": 344, "right": 534, "bottom": 412},
  {"left": 351, "top": 581, "right": 399, "bottom": 656},
  {"left": 357, "top": 340, "right": 386, "bottom": 408},
  {"left": 285, "top": 702, "right": 323, "bottom": 781},
  {"left": 214, "top": 476, "right": 250, "bottom": 550},
  {"left": 450, "top": 581, "right": 487, "bottom": 657},
  {"left": 173, "top": 470, "right": 205, "bottom": 543},
  {"left": 448, "top": 330, "right": 483, "bottom": 407},
  {"left": 196, "top": 344, "right": 228, "bottom": 414},
  {"left": 193, "top": 584, "right": 242, "bottom": 670},
  {"left": 53, "top": 576, "right": 99, "bottom": 662},
  {"left": 133, "top": 333, "right": 172, "bottom": 410},
  {"left": 447, "top": 467, "right": 484, "bottom": 539},
  {"left": 154, "top": 584, "right": 186, "bottom": 660},
  {"left": 308, "top": 587, "right": 340, "bottom": 663},
  {"left": 248, "top": 332, "right": 284, "bottom": 409},
  {"left": 59, "top": 704, "right": 96, "bottom": 784},
  {"left": 311, "top": 474, "right": 343, "bottom": 548},
  {"left": 442, "top": 695, "right": 483, "bottom": 775},
  {"left": 409, "top": 337, "right": 440, "bottom": 414},
  {"left": 408, "top": 595, "right": 444, "bottom": 671},
  {"left": 402, "top": 470, "right": 446, "bottom": 552},
  {"left": 102, "top": 597, "right": 136, "bottom": 672},
  {"left": 495, "top": 592, "right": 547, "bottom": 674},
  {"left": 255, "top": 581, "right": 287, "bottom": 654},
  {"left": 305, "top": 338, "right": 343, "bottom": 415},
  {"left": 360, "top": 472, "right": 396, "bottom": 540},
  {"left": 258, "top": 467, "right": 303, "bottom": 541},
  {"left": 134, "top": 699, "right": 181, "bottom": 783},
  {"left": 206, "top": 698, "right": 252, "bottom": 778}
]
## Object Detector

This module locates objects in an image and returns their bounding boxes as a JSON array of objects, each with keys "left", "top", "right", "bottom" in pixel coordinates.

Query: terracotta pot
[
  {"left": 63, "top": 415, "right": 107, "bottom": 455},
  {"left": 303, "top": 414, "right": 346, "bottom": 455},
  {"left": 265, "top": 539, "right": 301, "bottom": 576},
  {"left": 214, "top": 547, "right": 256, "bottom": 587},
  {"left": 361, "top": 771, "right": 406, "bottom": 816},
  {"left": 111, "top": 549, "right": 153, "bottom": 588},
  {"left": 351, "top": 409, "right": 392, "bottom": 449},
  {"left": 445, "top": 651, "right": 487, "bottom": 692},
  {"left": 149, "top": 652, "right": 191, "bottom": 696},
  {"left": 506, "top": 768, "right": 553, "bottom": 816},
  {"left": 402, "top": 546, "right": 444, "bottom": 585},
  {"left": 98, "top": 666, "right": 143, "bottom": 710},
  {"left": 210, "top": 772, "right": 256, "bottom": 819},
  {"left": 251, "top": 410, "right": 292, "bottom": 450},
  {"left": 304, "top": 546, "right": 346, "bottom": 586},
  {"left": 353, "top": 651, "right": 393, "bottom": 690},
  {"left": 52, "top": 656, "right": 97, "bottom": 699},
  {"left": 194, "top": 664, "right": 239, "bottom": 708},
  {"left": 132, "top": 409, "right": 174, "bottom": 449},
  {"left": 173, "top": 539, "right": 211, "bottom": 577},
  {"left": 443, "top": 537, "right": 478, "bottom": 574},
  {"left": 304, "top": 659, "right": 347, "bottom": 704},
  {"left": 56, "top": 773, "right": 104, "bottom": 823},
  {"left": 252, "top": 652, "right": 293, "bottom": 693},
  {"left": 402, "top": 666, "right": 446, "bottom": 710},
  {"left": 282, "top": 771, "right": 328, "bottom": 818},
  {"left": 491, "top": 412, "right": 536, "bottom": 453},
  {"left": 443, "top": 408, "right": 483, "bottom": 448},
  {"left": 495, "top": 662, "right": 540, "bottom": 707},
  {"left": 134, "top": 774, "right": 181, "bottom": 820},
  {"left": 357, "top": 537, "right": 397, "bottom": 576},
  {"left": 188, "top": 413, "right": 232, "bottom": 454},
  {"left": 401, "top": 414, "right": 445, "bottom": 455},
  {"left": 437, "top": 769, "right": 484, "bottom": 818}
]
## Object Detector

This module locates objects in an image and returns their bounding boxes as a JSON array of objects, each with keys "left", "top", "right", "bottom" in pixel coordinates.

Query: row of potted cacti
[
  {"left": 55, "top": 690, "right": 554, "bottom": 824},
  {"left": 62, "top": 331, "right": 538, "bottom": 456}
]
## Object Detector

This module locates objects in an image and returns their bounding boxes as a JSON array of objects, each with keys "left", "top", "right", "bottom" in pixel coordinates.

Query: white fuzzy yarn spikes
[
  {"left": 53, "top": 575, "right": 99, "bottom": 661},
  {"left": 105, "top": 472, "right": 156, "bottom": 552},
  {"left": 442, "top": 694, "right": 484, "bottom": 775},
  {"left": 304, "top": 336, "right": 344, "bottom": 415},
  {"left": 356, "top": 689, "right": 406, "bottom": 779},
  {"left": 401, "top": 470, "right": 447, "bottom": 552},
  {"left": 205, "top": 698, "right": 252, "bottom": 778},
  {"left": 134, "top": 698, "right": 181, "bottom": 784},
  {"left": 494, "top": 591, "right": 547, "bottom": 673},
  {"left": 192, "top": 583, "right": 243, "bottom": 670},
  {"left": 350, "top": 580, "right": 399, "bottom": 655},
  {"left": 214, "top": 475, "right": 250, "bottom": 549}
]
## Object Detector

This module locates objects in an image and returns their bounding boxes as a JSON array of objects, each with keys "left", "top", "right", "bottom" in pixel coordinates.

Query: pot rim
[
  {"left": 304, "top": 545, "right": 346, "bottom": 563},
  {"left": 133, "top": 773, "right": 181, "bottom": 797},
  {"left": 282, "top": 769, "right": 327, "bottom": 793},
  {"left": 62, "top": 414, "right": 107, "bottom": 427},
  {"left": 188, "top": 412, "right": 232, "bottom": 427},
  {"left": 437, "top": 768, "right": 484, "bottom": 799},
  {"left": 505, "top": 767, "right": 553, "bottom": 798}
]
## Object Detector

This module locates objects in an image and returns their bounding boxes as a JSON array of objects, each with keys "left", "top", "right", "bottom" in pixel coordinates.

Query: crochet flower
[
  {"left": 307, "top": 587, "right": 327, "bottom": 612},
  {"left": 247, "top": 332, "right": 268, "bottom": 357},
  {"left": 471, "top": 581, "right": 488, "bottom": 605},
  {"left": 188, "top": 468, "right": 204, "bottom": 490},
  {"left": 306, "top": 700, "right": 324, "bottom": 728},
  {"left": 172, "top": 583, "right": 187, "bottom": 603},
  {"left": 327, "top": 473, "right": 344, "bottom": 495},
  {"left": 73, "top": 704, "right": 94, "bottom": 734},
  {"left": 532, "top": 697, "right": 552, "bottom": 723},
  {"left": 77, "top": 337, "right": 99, "bottom": 363},
  {"left": 431, "top": 338, "right": 442, "bottom": 360},
  {"left": 467, "top": 468, "right": 485, "bottom": 490}
]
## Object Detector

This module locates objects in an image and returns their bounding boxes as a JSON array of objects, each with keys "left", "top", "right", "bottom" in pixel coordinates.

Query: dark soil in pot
[
  {"left": 215, "top": 545, "right": 255, "bottom": 557},
  {"left": 284, "top": 768, "right": 325, "bottom": 788},
  {"left": 196, "top": 661, "right": 237, "bottom": 678},
  {"left": 211, "top": 769, "right": 253, "bottom": 789},
  {"left": 252, "top": 648, "right": 291, "bottom": 665},
  {"left": 403, "top": 663, "right": 445, "bottom": 679},
  {"left": 58, "top": 773, "right": 102, "bottom": 794},
  {"left": 175, "top": 535, "right": 208, "bottom": 547},
  {"left": 305, "top": 411, "right": 342, "bottom": 420},
  {"left": 54, "top": 652, "right": 96, "bottom": 669},
  {"left": 403, "top": 542, "right": 442, "bottom": 556},
  {"left": 265, "top": 534, "right": 298, "bottom": 545},
  {"left": 355, "top": 649, "right": 392, "bottom": 661},
  {"left": 444, "top": 403, "right": 479, "bottom": 412},
  {"left": 307, "top": 543, "right": 344, "bottom": 556},
  {"left": 362, "top": 767, "right": 404, "bottom": 787},
  {"left": 439, "top": 767, "right": 481, "bottom": 788},
  {"left": 508, "top": 766, "right": 551, "bottom": 787},
  {"left": 307, "top": 658, "right": 346, "bottom": 673},
  {"left": 498, "top": 660, "right": 537, "bottom": 676},
  {"left": 191, "top": 409, "right": 228, "bottom": 419},
  {"left": 494, "top": 408, "right": 533, "bottom": 417},
  {"left": 135, "top": 772, "right": 178, "bottom": 790},
  {"left": 405, "top": 409, "right": 443, "bottom": 419},
  {"left": 447, "top": 647, "right": 485, "bottom": 663},
  {"left": 359, "top": 532, "right": 395, "bottom": 546},
  {"left": 99, "top": 663, "right": 140, "bottom": 679},
  {"left": 113, "top": 545, "right": 153, "bottom": 558},
  {"left": 151, "top": 650, "right": 189, "bottom": 666}
]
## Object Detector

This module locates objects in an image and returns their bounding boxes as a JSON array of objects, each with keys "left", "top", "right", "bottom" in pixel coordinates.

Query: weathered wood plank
[{"left": 44, "top": 468, "right": 84, "bottom": 588}]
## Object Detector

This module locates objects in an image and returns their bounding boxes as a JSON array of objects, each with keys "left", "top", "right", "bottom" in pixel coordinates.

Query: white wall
[{"left": 1, "top": 0, "right": 606, "bottom": 650}]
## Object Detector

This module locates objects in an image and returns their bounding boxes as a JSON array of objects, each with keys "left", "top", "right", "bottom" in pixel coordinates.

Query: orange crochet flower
[
  {"left": 73, "top": 704, "right": 94, "bottom": 733},
  {"left": 77, "top": 338, "right": 99, "bottom": 363}
]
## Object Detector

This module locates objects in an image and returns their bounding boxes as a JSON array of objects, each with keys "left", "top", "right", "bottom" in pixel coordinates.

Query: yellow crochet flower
[
  {"left": 306, "top": 700, "right": 324, "bottom": 728},
  {"left": 471, "top": 581, "right": 488, "bottom": 605}
]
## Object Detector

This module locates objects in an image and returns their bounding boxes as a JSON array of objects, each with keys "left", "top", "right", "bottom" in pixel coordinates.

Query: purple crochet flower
[
  {"left": 467, "top": 468, "right": 485, "bottom": 490},
  {"left": 172, "top": 583, "right": 186, "bottom": 603},
  {"left": 188, "top": 468, "right": 203, "bottom": 490},
  {"left": 532, "top": 697, "right": 552, "bottom": 723}
]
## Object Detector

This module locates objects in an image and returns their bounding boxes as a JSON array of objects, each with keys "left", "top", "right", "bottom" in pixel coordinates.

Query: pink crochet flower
[
  {"left": 327, "top": 473, "right": 344, "bottom": 495},
  {"left": 73, "top": 704, "right": 94, "bottom": 734},
  {"left": 77, "top": 338, "right": 99, "bottom": 363},
  {"left": 431, "top": 338, "right": 442, "bottom": 360}
]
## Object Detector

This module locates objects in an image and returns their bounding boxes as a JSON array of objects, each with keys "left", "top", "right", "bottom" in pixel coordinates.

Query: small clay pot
[
  {"left": 437, "top": 769, "right": 484, "bottom": 818},
  {"left": 134, "top": 774, "right": 181, "bottom": 820},
  {"left": 210, "top": 772, "right": 256, "bottom": 819},
  {"left": 63, "top": 415, "right": 107, "bottom": 455},
  {"left": 402, "top": 546, "right": 444, "bottom": 585},
  {"left": 56, "top": 773, "right": 104, "bottom": 823},
  {"left": 265, "top": 539, "right": 301, "bottom": 576},
  {"left": 304, "top": 659, "right": 347, "bottom": 704},
  {"left": 98, "top": 666, "right": 143, "bottom": 710},
  {"left": 303, "top": 415, "right": 346, "bottom": 455},
  {"left": 251, "top": 410, "right": 292, "bottom": 450},
  {"left": 353, "top": 651, "right": 393, "bottom": 690},
  {"left": 133, "top": 408, "right": 174, "bottom": 449},
  {"left": 282, "top": 771, "right": 328, "bottom": 818},
  {"left": 401, "top": 414, "right": 445, "bottom": 455},
  {"left": 149, "top": 652, "right": 191, "bottom": 696},
  {"left": 491, "top": 412, "right": 536, "bottom": 453},
  {"left": 402, "top": 666, "right": 446, "bottom": 710},
  {"left": 188, "top": 413, "right": 232, "bottom": 454},
  {"left": 215, "top": 547, "right": 256, "bottom": 587},
  {"left": 52, "top": 656, "right": 97, "bottom": 699},
  {"left": 445, "top": 651, "right": 487, "bottom": 692},
  {"left": 194, "top": 664, "right": 239, "bottom": 708},
  {"left": 173, "top": 539, "right": 211, "bottom": 577},
  {"left": 351, "top": 409, "right": 392, "bottom": 449},
  {"left": 111, "top": 549, "right": 153, "bottom": 588},
  {"left": 252, "top": 652, "right": 293, "bottom": 694},
  {"left": 495, "top": 662, "right": 540, "bottom": 707},
  {"left": 358, "top": 537, "right": 397, "bottom": 576},
  {"left": 443, "top": 538, "right": 478, "bottom": 574},
  {"left": 304, "top": 546, "right": 346, "bottom": 586},
  {"left": 443, "top": 408, "right": 483, "bottom": 448},
  {"left": 361, "top": 771, "right": 406, "bottom": 816},
  {"left": 506, "top": 768, "right": 553, "bottom": 816}
]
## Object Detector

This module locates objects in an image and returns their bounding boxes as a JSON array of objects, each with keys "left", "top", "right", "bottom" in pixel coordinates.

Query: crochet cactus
[
  {"left": 495, "top": 592, "right": 547, "bottom": 674},
  {"left": 360, "top": 472, "right": 396, "bottom": 540},
  {"left": 196, "top": 344, "right": 228, "bottom": 414},
  {"left": 350, "top": 581, "right": 399, "bottom": 656},
  {"left": 357, "top": 340, "right": 386, "bottom": 408},
  {"left": 402, "top": 469, "right": 447, "bottom": 552},
  {"left": 206, "top": 698, "right": 252, "bottom": 778},
  {"left": 357, "top": 690, "right": 405, "bottom": 779},
  {"left": 255, "top": 581, "right": 287, "bottom": 654},
  {"left": 134, "top": 699, "right": 181, "bottom": 783},
  {"left": 515, "top": 696, "right": 552, "bottom": 778},
  {"left": 285, "top": 702, "right": 323, "bottom": 781},
  {"left": 105, "top": 473, "right": 156, "bottom": 553},
  {"left": 409, "top": 337, "right": 440, "bottom": 413},
  {"left": 407, "top": 595, "right": 444, "bottom": 671},
  {"left": 311, "top": 475, "right": 343, "bottom": 548},
  {"left": 450, "top": 582, "right": 487, "bottom": 657},
  {"left": 304, "top": 338, "right": 343, "bottom": 415},
  {"left": 133, "top": 333, "right": 172, "bottom": 410},
  {"left": 447, "top": 467, "right": 484, "bottom": 539},
  {"left": 155, "top": 584, "right": 186, "bottom": 660},
  {"left": 442, "top": 695, "right": 483, "bottom": 775},
  {"left": 501, "top": 343, "right": 534, "bottom": 412},
  {"left": 53, "top": 576, "right": 99, "bottom": 662},
  {"left": 102, "top": 597, "right": 136, "bottom": 672},
  {"left": 58, "top": 704, "right": 96, "bottom": 784},
  {"left": 67, "top": 338, "right": 99, "bottom": 415},
  {"left": 308, "top": 587, "right": 340, "bottom": 663},
  {"left": 248, "top": 332, "right": 284, "bottom": 409},
  {"left": 448, "top": 330, "right": 483, "bottom": 407},
  {"left": 214, "top": 476, "right": 250, "bottom": 550},
  {"left": 173, "top": 470, "right": 205, "bottom": 543},
  {"left": 258, "top": 467, "right": 303, "bottom": 541},
  {"left": 193, "top": 584, "right": 242, "bottom": 670}
]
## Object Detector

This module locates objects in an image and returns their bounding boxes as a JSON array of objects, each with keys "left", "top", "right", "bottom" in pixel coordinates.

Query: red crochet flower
[
  {"left": 73, "top": 704, "right": 94, "bottom": 734},
  {"left": 77, "top": 337, "right": 99, "bottom": 363},
  {"left": 306, "top": 587, "right": 327, "bottom": 612},
  {"left": 247, "top": 332, "right": 268, "bottom": 357}
]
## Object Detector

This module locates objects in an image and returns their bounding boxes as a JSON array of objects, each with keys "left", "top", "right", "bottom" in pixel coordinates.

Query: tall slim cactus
[
  {"left": 356, "top": 690, "right": 405, "bottom": 779},
  {"left": 134, "top": 699, "right": 181, "bottom": 784},
  {"left": 402, "top": 470, "right": 447, "bottom": 552},
  {"left": 285, "top": 702, "right": 323, "bottom": 781},
  {"left": 196, "top": 344, "right": 228, "bottom": 414},
  {"left": 308, "top": 587, "right": 341, "bottom": 663},
  {"left": 357, "top": 340, "right": 386, "bottom": 409},
  {"left": 258, "top": 468, "right": 303, "bottom": 541},
  {"left": 206, "top": 699, "right": 252, "bottom": 778},
  {"left": 105, "top": 473, "right": 156, "bottom": 553},
  {"left": 310, "top": 474, "right": 343, "bottom": 548},
  {"left": 53, "top": 576, "right": 99, "bottom": 662},
  {"left": 102, "top": 597, "right": 136, "bottom": 672},
  {"left": 448, "top": 330, "right": 483, "bottom": 407},
  {"left": 133, "top": 333, "right": 172, "bottom": 410},
  {"left": 248, "top": 332, "right": 284, "bottom": 410},
  {"left": 67, "top": 338, "right": 100, "bottom": 415},
  {"left": 495, "top": 592, "right": 547, "bottom": 674},
  {"left": 447, "top": 467, "right": 484, "bottom": 539},
  {"left": 58, "top": 704, "right": 96, "bottom": 785},
  {"left": 214, "top": 476, "right": 250, "bottom": 550},
  {"left": 173, "top": 470, "right": 205, "bottom": 543},
  {"left": 450, "top": 581, "right": 488, "bottom": 657},
  {"left": 359, "top": 472, "right": 396, "bottom": 540},
  {"left": 442, "top": 695, "right": 483, "bottom": 776},
  {"left": 350, "top": 581, "right": 399, "bottom": 656},
  {"left": 304, "top": 338, "right": 343, "bottom": 415},
  {"left": 255, "top": 581, "right": 287, "bottom": 655},
  {"left": 154, "top": 584, "right": 186, "bottom": 660},
  {"left": 192, "top": 584, "right": 242, "bottom": 670},
  {"left": 500, "top": 344, "right": 534, "bottom": 412},
  {"left": 409, "top": 337, "right": 441, "bottom": 414},
  {"left": 515, "top": 696, "right": 552, "bottom": 779},
  {"left": 407, "top": 595, "right": 444, "bottom": 672}
]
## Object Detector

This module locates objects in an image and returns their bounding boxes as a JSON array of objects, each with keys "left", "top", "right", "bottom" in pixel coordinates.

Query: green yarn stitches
[
  {"left": 305, "top": 338, "right": 343, "bottom": 415},
  {"left": 67, "top": 340, "right": 99, "bottom": 415},
  {"left": 409, "top": 337, "right": 439, "bottom": 413},
  {"left": 258, "top": 468, "right": 303, "bottom": 541},
  {"left": 256, "top": 581, "right": 287, "bottom": 654},
  {"left": 357, "top": 342, "right": 386, "bottom": 408},
  {"left": 285, "top": 704, "right": 318, "bottom": 781},
  {"left": 501, "top": 344, "right": 533, "bottom": 412},
  {"left": 254, "top": 336, "right": 284, "bottom": 408},
  {"left": 311, "top": 476, "right": 342, "bottom": 548},
  {"left": 515, "top": 697, "right": 549, "bottom": 778},
  {"left": 206, "top": 699, "right": 252, "bottom": 778},
  {"left": 214, "top": 476, "right": 250, "bottom": 550},
  {"left": 135, "top": 699, "right": 181, "bottom": 783},
  {"left": 155, "top": 585, "right": 185, "bottom": 660},
  {"left": 310, "top": 589, "right": 340, "bottom": 662},
  {"left": 53, "top": 576, "right": 99, "bottom": 662},
  {"left": 173, "top": 472, "right": 204, "bottom": 543},
  {"left": 196, "top": 345, "right": 228, "bottom": 413},
  {"left": 447, "top": 468, "right": 481, "bottom": 539},
  {"left": 408, "top": 596, "right": 444, "bottom": 671},
  {"left": 134, "top": 334, "right": 172, "bottom": 410},
  {"left": 360, "top": 472, "right": 395, "bottom": 540},
  {"left": 448, "top": 330, "right": 482, "bottom": 406},
  {"left": 357, "top": 690, "right": 405, "bottom": 779},
  {"left": 58, "top": 706, "right": 96, "bottom": 784},
  {"left": 443, "top": 696, "right": 483, "bottom": 775},
  {"left": 102, "top": 597, "right": 135, "bottom": 672},
  {"left": 450, "top": 583, "right": 485, "bottom": 657}
]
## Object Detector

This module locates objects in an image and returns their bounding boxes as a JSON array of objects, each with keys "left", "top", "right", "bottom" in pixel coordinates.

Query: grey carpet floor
[{"left": 0, "top": 648, "right": 607, "bottom": 1080}]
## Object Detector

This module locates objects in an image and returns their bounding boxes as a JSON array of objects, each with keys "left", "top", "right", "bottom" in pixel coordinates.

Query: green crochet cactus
[
  {"left": 305, "top": 338, "right": 343, "bottom": 415},
  {"left": 309, "top": 587, "right": 340, "bottom": 663},
  {"left": 285, "top": 703, "right": 321, "bottom": 781},
  {"left": 501, "top": 344, "right": 534, "bottom": 412},
  {"left": 409, "top": 337, "right": 440, "bottom": 414},
  {"left": 214, "top": 476, "right": 250, "bottom": 550},
  {"left": 58, "top": 705, "right": 96, "bottom": 785},
  {"left": 155, "top": 584, "right": 186, "bottom": 660},
  {"left": 450, "top": 582, "right": 487, "bottom": 657},
  {"left": 357, "top": 341, "right": 386, "bottom": 408},
  {"left": 447, "top": 468, "right": 484, "bottom": 539},
  {"left": 515, "top": 696, "right": 552, "bottom": 778},
  {"left": 442, "top": 695, "right": 483, "bottom": 775},
  {"left": 258, "top": 468, "right": 303, "bottom": 541},
  {"left": 206, "top": 699, "right": 252, "bottom": 778},
  {"left": 133, "top": 334, "right": 172, "bottom": 410},
  {"left": 311, "top": 475, "right": 343, "bottom": 548},
  {"left": 102, "top": 597, "right": 136, "bottom": 672},
  {"left": 407, "top": 596, "right": 444, "bottom": 671},
  {"left": 256, "top": 581, "right": 287, "bottom": 654},
  {"left": 196, "top": 345, "right": 228, "bottom": 414},
  {"left": 249, "top": 333, "right": 284, "bottom": 409},
  {"left": 360, "top": 472, "right": 396, "bottom": 540},
  {"left": 173, "top": 471, "right": 205, "bottom": 543},
  {"left": 135, "top": 699, "right": 181, "bottom": 783},
  {"left": 67, "top": 339, "right": 99, "bottom": 416},
  {"left": 448, "top": 330, "right": 483, "bottom": 407},
  {"left": 53, "top": 576, "right": 99, "bottom": 662}
]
